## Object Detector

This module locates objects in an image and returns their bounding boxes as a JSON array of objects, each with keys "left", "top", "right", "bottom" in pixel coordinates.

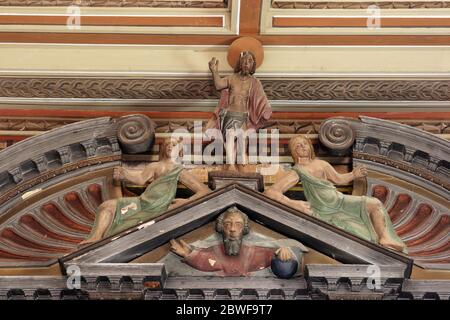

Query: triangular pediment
[{"left": 61, "top": 183, "right": 413, "bottom": 277}]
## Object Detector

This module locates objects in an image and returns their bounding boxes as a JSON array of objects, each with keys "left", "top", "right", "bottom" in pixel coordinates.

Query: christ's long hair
[
  {"left": 234, "top": 51, "right": 257, "bottom": 75},
  {"left": 288, "top": 136, "right": 316, "bottom": 164}
]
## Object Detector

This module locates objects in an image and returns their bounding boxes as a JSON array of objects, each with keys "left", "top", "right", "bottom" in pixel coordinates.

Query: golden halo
[{"left": 227, "top": 37, "right": 264, "bottom": 69}]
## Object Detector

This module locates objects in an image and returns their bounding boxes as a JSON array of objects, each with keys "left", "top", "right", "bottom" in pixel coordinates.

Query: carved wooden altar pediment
[
  {"left": 42, "top": 182, "right": 413, "bottom": 300},
  {"left": 0, "top": 115, "right": 446, "bottom": 300},
  {"left": 62, "top": 183, "right": 413, "bottom": 275}
]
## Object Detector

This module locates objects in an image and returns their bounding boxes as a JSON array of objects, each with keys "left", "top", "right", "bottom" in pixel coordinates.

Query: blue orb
[{"left": 271, "top": 258, "right": 298, "bottom": 279}]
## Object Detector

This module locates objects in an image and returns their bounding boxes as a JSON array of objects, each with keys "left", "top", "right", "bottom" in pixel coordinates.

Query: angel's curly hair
[{"left": 215, "top": 207, "right": 250, "bottom": 235}]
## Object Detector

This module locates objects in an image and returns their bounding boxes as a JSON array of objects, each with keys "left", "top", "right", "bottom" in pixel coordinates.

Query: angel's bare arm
[
  {"left": 117, "top": 163, "right": 156, "bottom": 186},
  {"left": 265, "top": 170, "right": 299, "bottom": 196},
  {"left": 264, "top": 170, "right": 312, "bottom": 214},
  {"left": 322, "top": 161, "right": 355, "bottom": 185},
  {"left": 179, "top": 170, "right": 211, "bottom": 201},
  {"left": 168, "top": 170, "right": 211, "bottom": 210}
]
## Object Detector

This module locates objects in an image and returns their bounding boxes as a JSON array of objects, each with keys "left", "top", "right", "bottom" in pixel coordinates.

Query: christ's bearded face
[
  {"left": 222, "top": 212, "right": 245, "bottom": 256},
  {"left": 240, "top": 53, "right": 254, "bottom": 76}
]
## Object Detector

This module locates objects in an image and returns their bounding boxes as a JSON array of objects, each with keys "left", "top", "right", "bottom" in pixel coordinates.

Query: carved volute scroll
[
  {"left": 318, "top": 118, "right": 356, "bottom": 156},
  {"left": 117, "top": 114, "right": 155, "bottom": 155}
]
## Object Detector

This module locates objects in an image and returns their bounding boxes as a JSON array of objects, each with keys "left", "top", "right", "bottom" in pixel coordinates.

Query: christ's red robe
[{"left": 183, "top": 243, "right": 276, "bottom": 276}]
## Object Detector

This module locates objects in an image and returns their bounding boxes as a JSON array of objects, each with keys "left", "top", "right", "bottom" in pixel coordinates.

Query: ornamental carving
[
  {"left": 0, "top": 0, "right": 227, "bottom": 8},
  {"left": 273, "top": 1, "right": 450, "bottom": 9},
  {"left": 1, "top": 78, "right": 449, "bottom": 101}
]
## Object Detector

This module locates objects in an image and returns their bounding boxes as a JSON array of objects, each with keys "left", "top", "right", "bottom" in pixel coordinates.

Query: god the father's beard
[{"left": 223, "top": 234, "right": 243, "bottom": 256}]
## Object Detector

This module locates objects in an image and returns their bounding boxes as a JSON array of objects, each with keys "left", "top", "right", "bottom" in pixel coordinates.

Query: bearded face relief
[
  {"left": 239, "top": 52, "right": 255, "bottom": 76},
  {"left": 169, "top": 207, "right": 304, "bottom": 278},
  {"left": 221, "top": 211, "right": 246, "bottom": 256}
]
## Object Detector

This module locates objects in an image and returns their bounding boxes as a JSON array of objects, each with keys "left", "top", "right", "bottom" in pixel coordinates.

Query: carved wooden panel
[
  {"left": 1, "top": 117, "right": 449, "bottom": 136},
  {"left": 0, "top": 0, "right": 228, "bottom": 8},
  {"left": 1, "top": 78, "right": 449, "bottom": 101},
  {"left": 272, "top": 1, "right": 450, "bottom": 9}
]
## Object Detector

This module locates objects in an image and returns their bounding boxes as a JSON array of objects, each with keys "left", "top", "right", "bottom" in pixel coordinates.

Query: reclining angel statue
[
  {"left": 80, "top": 137, "right": 211, "bottom": 245},
  {"left": 264, "top": 136, "right": 407, "bottom": 253}
]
